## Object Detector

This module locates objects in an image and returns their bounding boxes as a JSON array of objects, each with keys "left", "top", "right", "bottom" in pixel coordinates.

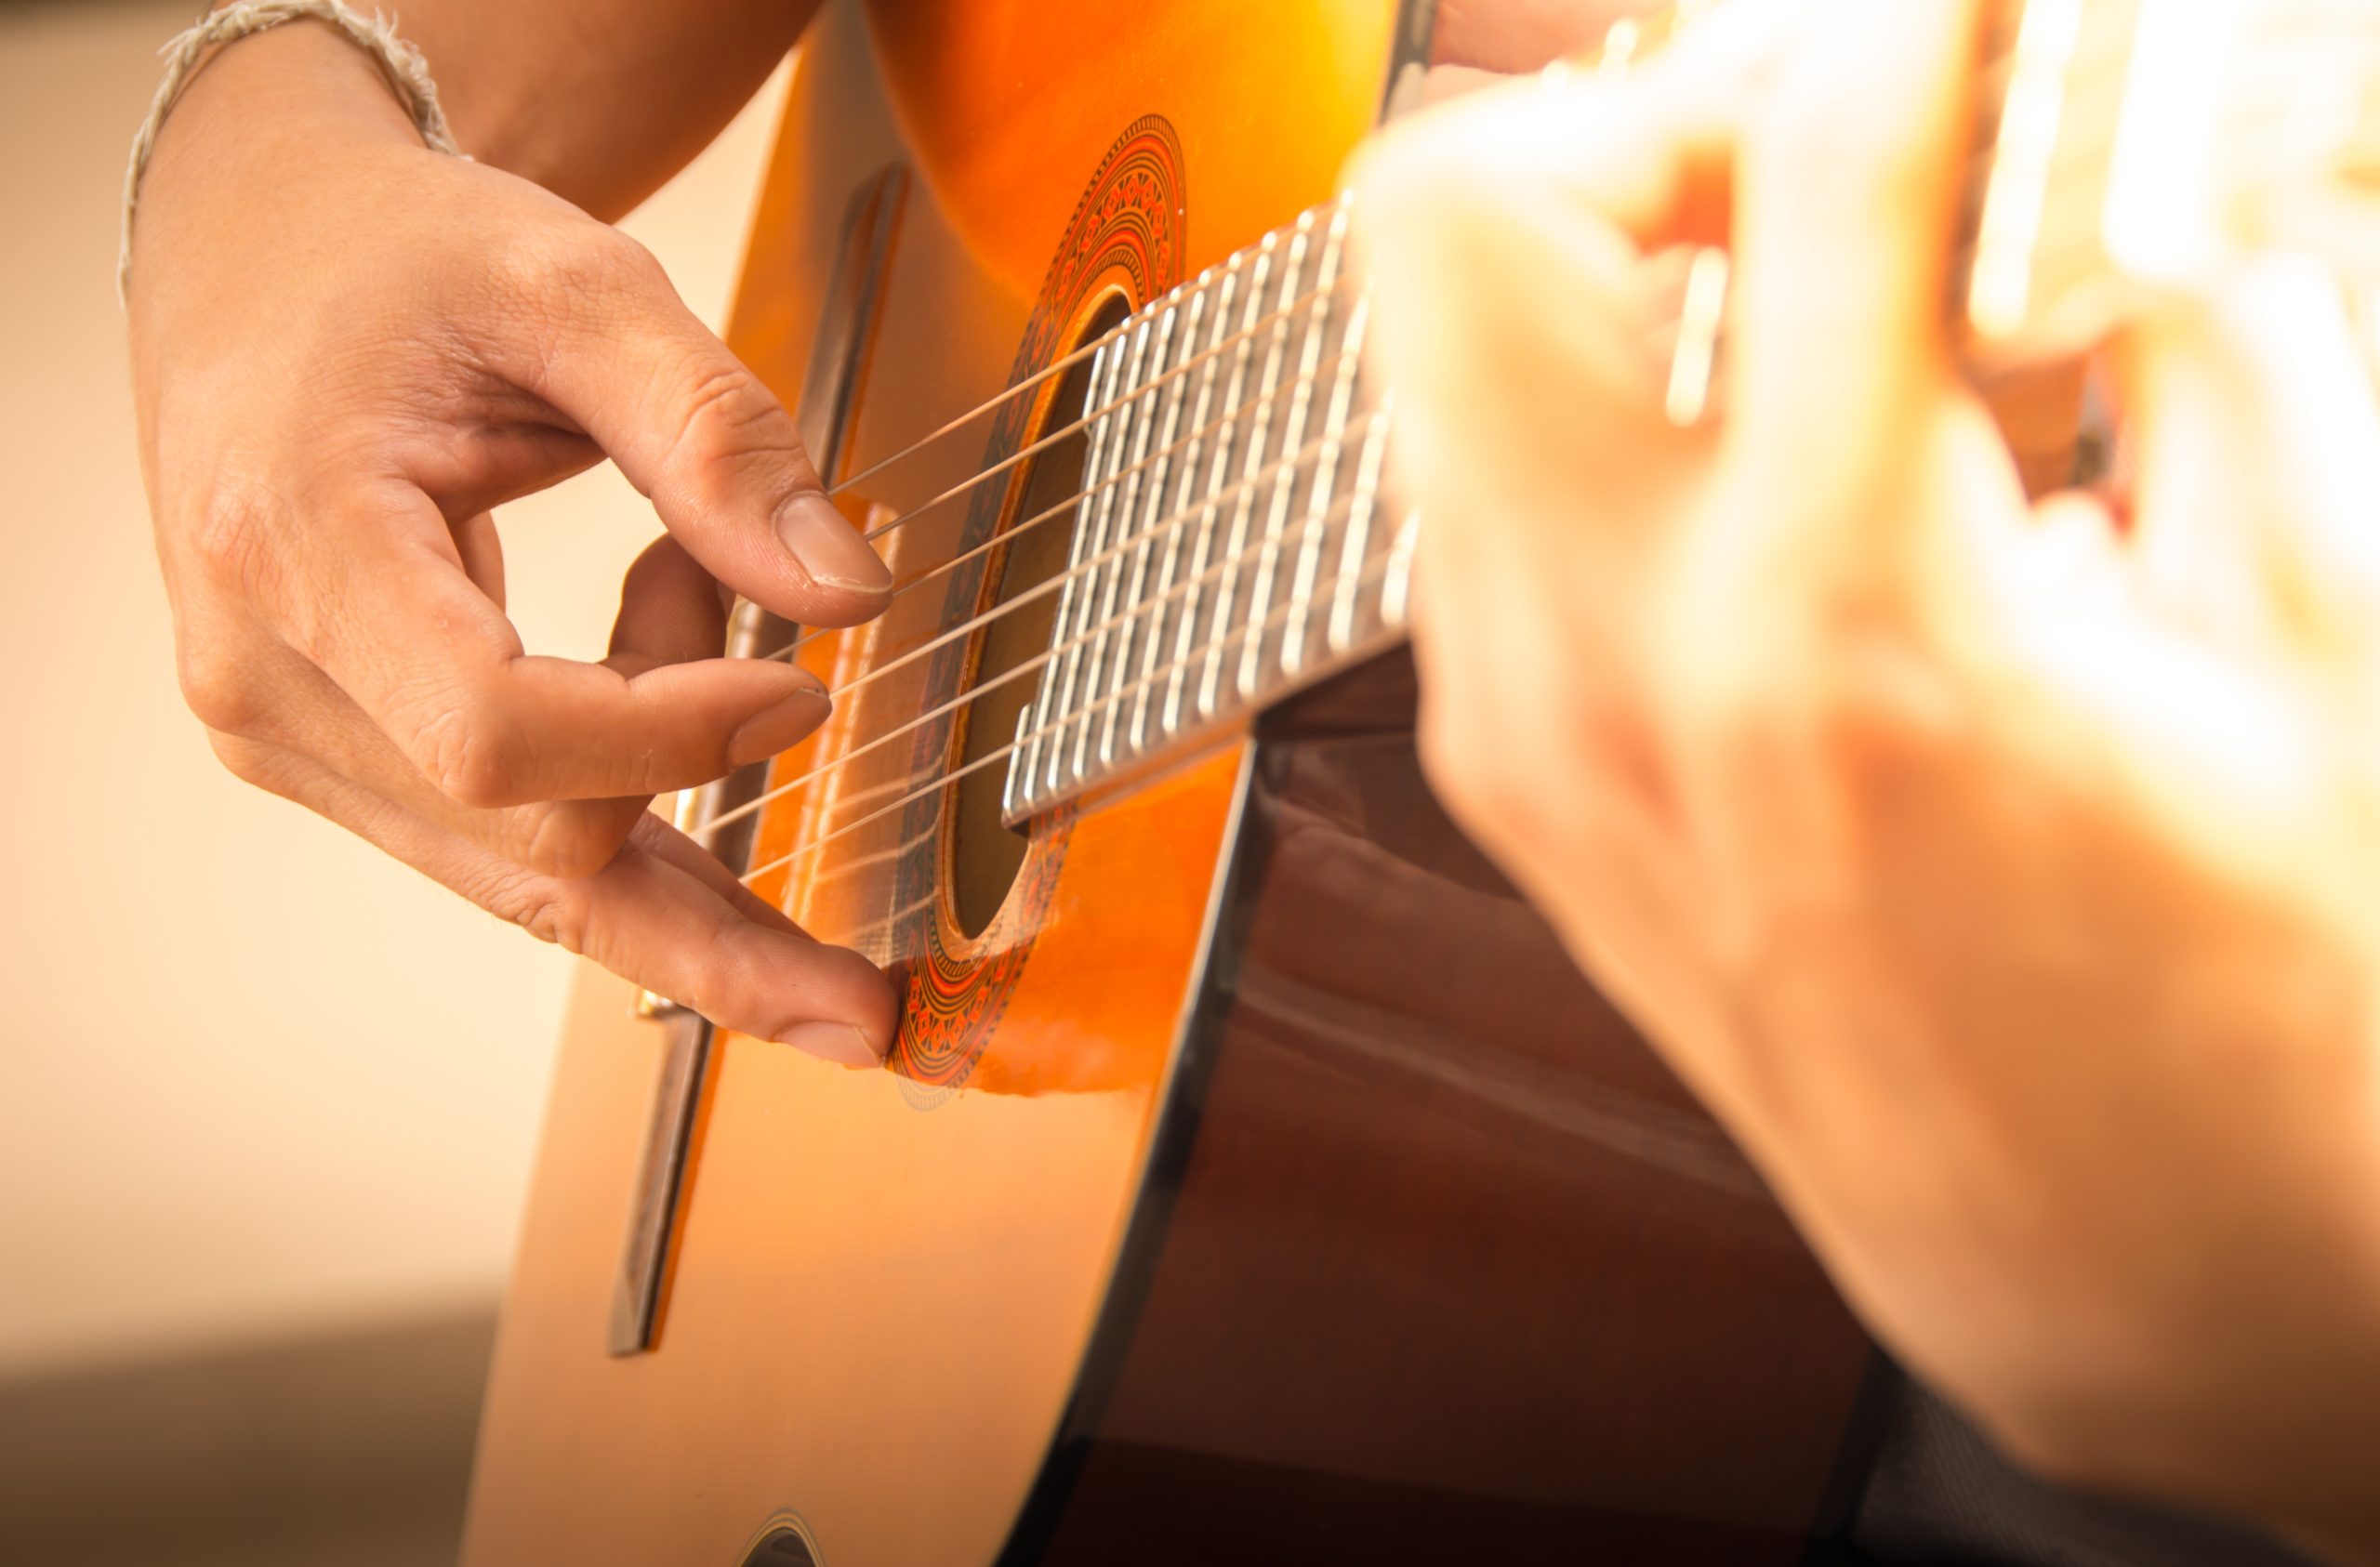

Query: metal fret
[
  {"left": 1001, "top": 200, "right": 1406, "bottom": 825},
  {"left": 1095, "top": 293, "right": 1196, "bottom": 770},
  {"left": 1164, "top": 250, "right": 1259, "bottom": 736},
  {"left": 1119, "top": 282, "right": 1212, "bottom": 755},
  {"left": 1068, "top": 305, "right": 1176, "bottom": 784},
  {"left": 1238, "top": 202, "right": 1348, "bottom": 699},
  {"left": 1199, "top": 222, "right": 1305, "bottom": 721},
  {"left": 1018, "top": 329, "right": 1130, "bottom": 801},
  {"left": 1045, "top": 316, "right": 1149, "bottom": 794},
  {"left": 1285, "top": 227, "right": 1368, "bottom": 675},
  {"left": 1010, "top": 336, "right": 1111, "bottom": 802}
]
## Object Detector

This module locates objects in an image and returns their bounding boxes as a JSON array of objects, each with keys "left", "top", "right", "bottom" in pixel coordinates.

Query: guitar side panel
[{"left": 1008, "top": 651, "right": 1881, "bottom": 1565}]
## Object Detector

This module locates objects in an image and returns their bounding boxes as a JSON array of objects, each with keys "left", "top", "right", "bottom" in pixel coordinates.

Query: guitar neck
[{"left": 999, "top": 0, "right": 2373, "bottom": 825}]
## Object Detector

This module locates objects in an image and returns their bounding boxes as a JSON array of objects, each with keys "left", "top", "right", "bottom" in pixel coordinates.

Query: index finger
[
  {"left": 1721, "top": 0, "right": 1990, "bottom": 572},
  {"left": 1351, "top": 28, "right": 1748, "bottom": 629}
]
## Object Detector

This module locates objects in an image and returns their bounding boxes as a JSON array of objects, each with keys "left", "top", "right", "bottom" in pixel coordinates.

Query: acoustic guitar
[{"left": 461, "top": 2, "right": 2349, "bottom": 1561}]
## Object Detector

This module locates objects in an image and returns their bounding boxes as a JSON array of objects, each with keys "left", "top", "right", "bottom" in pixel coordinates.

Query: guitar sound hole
[
  {"left": 737, "top": 1526, "right": 820, "bottom": 1566},
  {"left": 948, "top": 296, "right": 1131, "bottom": 939}
]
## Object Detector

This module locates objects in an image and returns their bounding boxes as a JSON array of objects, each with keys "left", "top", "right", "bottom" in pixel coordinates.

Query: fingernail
[
  {"left": 727, "top": 687, "right": 832, "bottom": 769},
  {"left": 774, "top": 1021, "right": 886, "bottom": 1069},
  {"left": 776, "top": 493, "right": 892, "bottom": 595}
]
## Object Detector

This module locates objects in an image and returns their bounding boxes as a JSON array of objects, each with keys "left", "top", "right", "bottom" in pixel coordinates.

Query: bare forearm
[{"left": 201, "top": 0, "right": 824, "bottom": 218}]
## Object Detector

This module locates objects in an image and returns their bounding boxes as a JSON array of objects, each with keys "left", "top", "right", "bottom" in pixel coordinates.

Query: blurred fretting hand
[{"left": 1355, "top": 0, "right": 2380, "bottom": 1559}]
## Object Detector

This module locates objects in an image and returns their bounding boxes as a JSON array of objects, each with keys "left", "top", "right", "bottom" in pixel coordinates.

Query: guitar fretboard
[{"left": 1001, "top": 191, "right": 1405, "bottom": 823}]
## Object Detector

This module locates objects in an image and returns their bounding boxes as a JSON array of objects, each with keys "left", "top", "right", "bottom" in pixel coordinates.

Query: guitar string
[
  {"left": 753, "top": 341, "right": 1364, "bottom": 672},
  {"left": 712, "top": 488, "right": 1373, "bottom": 850},
  {"left": 738, "top": 542, "right": 1400, "bottom": 889},
  {"left": 692, "top": 447, "right": 1382, "bottom": 841},
  {"left": 698, "top": 451, "right": 1376, "bottom": 839},
  {"left": 806, "top": 403, "right": 1376, "bottom": 714},
  {"left": 696, "top": 8, "right": 2228, "bottom": 942},
  {"left": 826, "top": 274, "right": 1361, "bottom": 561},
  {"left": 753, "top": 400, "right": 1373, "bottom": 732},
  {"left": 826, "top": 271, "right": 1349, "bottom": 504}
]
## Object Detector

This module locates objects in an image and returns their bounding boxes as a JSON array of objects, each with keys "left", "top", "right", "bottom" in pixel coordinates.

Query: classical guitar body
[{"left": 462, "top": 3, "right": 1876, "bottom": 1562}]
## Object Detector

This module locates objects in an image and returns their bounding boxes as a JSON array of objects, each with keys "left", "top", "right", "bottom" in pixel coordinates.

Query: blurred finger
[
  {"left": 1359, "top": 72, "right": 1725, "bottom": 470},
  {"left": 1356, "top": 18, "right": 1765, "bottom": 836},
  {"left": 2117, "top": 257, "right": 2380, "bottom": 660},
  {"left": 1722, "top": 0, "right": 1987, "bottom": 587},
  {"left": 1434, "top": 0, "right": 1666, "bottom": 74},
  {"left": 1355, "top": 47, "right": 1742, "bottom": 604}
]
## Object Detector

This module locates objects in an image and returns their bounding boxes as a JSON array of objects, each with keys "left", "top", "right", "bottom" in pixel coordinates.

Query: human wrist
[
  {"left": 127, "top": 18, "right": 438, "bottom": 320},
  {"left": 151, "top": 17, "right": 434, "bottom": 173}
]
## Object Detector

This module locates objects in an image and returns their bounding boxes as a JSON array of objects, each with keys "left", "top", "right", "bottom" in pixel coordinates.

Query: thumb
[{"left": 522, "top": 231, "right": 893, "bottom": 627}]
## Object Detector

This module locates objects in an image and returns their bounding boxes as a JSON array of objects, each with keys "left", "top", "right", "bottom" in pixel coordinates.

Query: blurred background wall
[{"left": 0, "top": 2, "right": 787, "bottom": 1560}]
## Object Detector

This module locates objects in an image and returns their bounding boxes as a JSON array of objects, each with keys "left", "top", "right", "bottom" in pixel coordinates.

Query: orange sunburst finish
[{"left": 464, "top": 3, "right": 1403, "bottom": 1562}]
